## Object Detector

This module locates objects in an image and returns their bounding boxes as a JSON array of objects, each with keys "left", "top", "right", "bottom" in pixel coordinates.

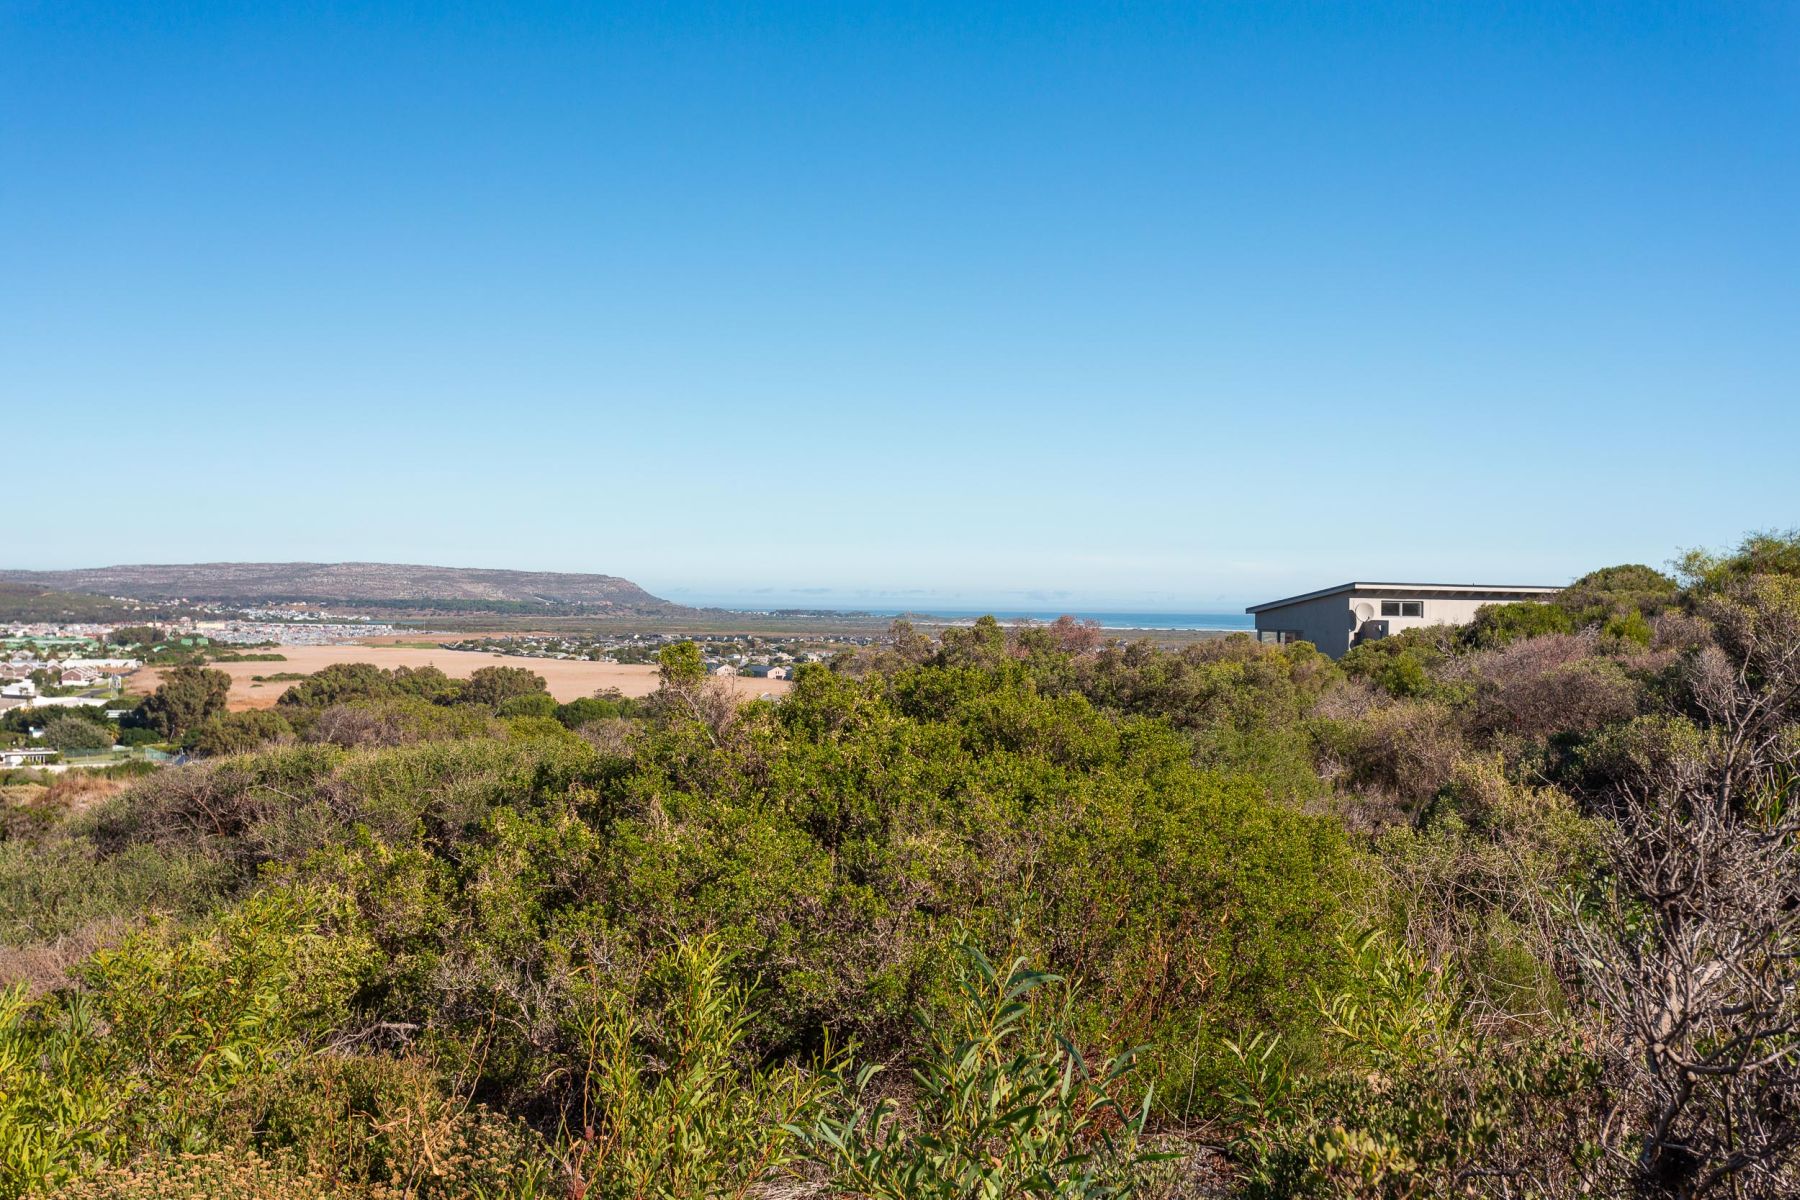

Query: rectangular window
[{"left": 1380, "top": 600, "right": 1425, "bottom": 618}]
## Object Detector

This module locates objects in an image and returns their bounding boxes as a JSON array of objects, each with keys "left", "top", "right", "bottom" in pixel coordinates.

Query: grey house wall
[
  {"left": 1252, "top": 587, "right": 1558, "bottom": 659},
  {"left": 1252, "top": 592, "right": 1359, "bottom": 657}
]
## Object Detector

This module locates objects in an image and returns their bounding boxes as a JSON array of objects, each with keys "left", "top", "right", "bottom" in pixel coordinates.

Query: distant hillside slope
[
  {"left": 0, "top": 563, "right": 680, "bottom": 613},
  {"left": 0, "top": 582, "right": 171, "bottom": 624}
]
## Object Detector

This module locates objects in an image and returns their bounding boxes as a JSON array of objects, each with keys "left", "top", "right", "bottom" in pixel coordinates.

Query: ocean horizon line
[{"left": 706, "top": 605, "right": 1257, "bottom": 632}]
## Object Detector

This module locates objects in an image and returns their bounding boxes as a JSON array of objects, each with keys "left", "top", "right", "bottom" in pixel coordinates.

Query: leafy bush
[
  {"left": 1601, "top": 607, "right": 1654, "bottom": 647},
  {"left": 555, "top": 692, "right": 640, "bottom": 728},
  {"left": 1462, "top": 601, "right": 1575, "bottom": 650},
  {"left": 0, "top": 835, "right": 227, "bottom": 949},
  {"left": 1325, "top": 699, "right": 1466, "bottom": 818},
  {"left": 1557, "top": 563, "right": 1679, "bottom": 625},
  {"left": 461, "top": 666, "right": 549, "bottom": 710},
  {"left": 302, "top": 697, "right": 496, "bottom": 748},
  {"left": 42, "top": 715, "right": 115, "bottom": 753},
  {"left": 2, "top": 703, "right": 114, "bottom": 736},
  {"left": 277, "top": 663, "right": 465, "bottom": 710},
  {"left": 0, "top": 886, "right": 374, "bottom": 1196},
  {"left": 804, "top": 941, "right": 1171, "bottom": 1198},
  {"left": 497, "top": 691, "right": 558, "bottom": 720},
  {"left": 1462, "top": 639, "right": 1641, "bottom": 742},
  {"left": 137, "top": 667, "right": 231, "bottom": 738},
  {"left": 214, "top": 1053, "right": 555, "bottom": 1197},
  {"left": 1677, "top": 528, "right": 1800, "bottom": 592},
  {"left": 185, "top": 709, "right": 293, "bottom": 756},
  {"left": 1223, "top": 931, "right": 1595, "bottom": 1199},
  {"left": 562, "top": 936, "right": 839, "bottom": 1199}
]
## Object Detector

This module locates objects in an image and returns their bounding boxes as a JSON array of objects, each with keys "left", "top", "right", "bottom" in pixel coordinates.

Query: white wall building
[
  {"left": 24, "top": 695, "right": 111, "bottom": 710},
  {"left": 1248, "top": 582, "right": 1560, "bottom": 659}
]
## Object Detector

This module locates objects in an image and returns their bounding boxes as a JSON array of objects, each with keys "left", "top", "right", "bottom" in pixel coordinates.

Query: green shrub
[
  {"left": 804, "top": 941, "right": 1172, "bottom": 1197},
  {"left": 657, "top": 642, "right": 706, "bottom": 686},
  {"left": 0, "top": 886, "right": 375, "bottom": 1196},
  {"left": 214, "top": 1053, "right": 555, "bottom": 1197},
  {"left": 1340, "top": 631, "right": 1451, "bottom": 698},
  {"left": 1222, "top": 931, "right": 1595, "bottom": 1199},
  {"left": 461, "top": 666, "right": 549, "bottom": 710},
  {"left": 1557, "top": 563, "right": 1678, "bottom": 624},
  {"left": 0, "top": 837, "right": 228, "bottom": 946},
  {"left": 300, "top": 696, "right": 496, "bottom": 748},
  {"left": 1601, "top": 608, "right": 1654, "bottom": 647},
  {"left": 503, "top": 714, "right": 581, "bottom": 743},
  {"left": 57, "top": 1152, "right": 373, "bottom": 1200},
  {"left": 276, "top": 663, "right": 468, "bottom": 711},
  {"left": 1677, "top": 528, "right": 1800, "bottom": 592},
  {"left": 42, "top": 716, "right": 115, "bottom": 753},
  {"left": 185, "top": 709, "right": 293, "bottom": 756},
  {"left": 137, "top": 667, "right": 231, "bottom": 739},
  {"left": 556, "top": 692, "right": 640, "bottom": 728},
  {"left": 561, "top": 936, "right": 840, "bottom": 1199},
  {"left": 1462, "top": 602, "right": 1575, "bottom": 649},
  {"left": 497, "top": 691, "right": 558, "bottom": 720}
]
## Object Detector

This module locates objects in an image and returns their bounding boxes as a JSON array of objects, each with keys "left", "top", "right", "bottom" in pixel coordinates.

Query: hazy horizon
[
  {"left": 0, "top": 547, "right": 1720, "bottom": 614},
  {"left": 0, "top": 552, "right": 1673, "bottom": 615}
]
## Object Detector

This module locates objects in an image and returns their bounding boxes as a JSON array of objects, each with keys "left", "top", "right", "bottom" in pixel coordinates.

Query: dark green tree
[
  {"left": 555, "top": 692, "right": 639, "bottom": 727},
  {"left": 105, "top": 625, "right": 166, "bottom": 649},
  {"left": 275, "top": 662, "right": 397, "bottom": 709},
  {"left": 138, "top": 666, "right": 231, "bottom": 738},
  {"left": 185, "top": 709, "right": 294, "bottom": 756},
  {"left": 496, "top": 692, "right": 557, "bottom": 720},
  {"left": 460, "top": 666, "right": 548, "bottom": 710},
  {"left": 41, "top": 715, "right": 116, "bottom": 753}
]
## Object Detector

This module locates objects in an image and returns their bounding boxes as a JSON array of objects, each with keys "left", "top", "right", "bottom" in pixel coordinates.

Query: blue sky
[{"left": 3, "top": 2, "right": 1795, "bottom": 610}]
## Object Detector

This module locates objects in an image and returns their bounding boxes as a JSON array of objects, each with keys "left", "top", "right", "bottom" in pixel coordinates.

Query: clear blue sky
[{"left": 3, "top": 2, "right": 1795, "bottom": 610}]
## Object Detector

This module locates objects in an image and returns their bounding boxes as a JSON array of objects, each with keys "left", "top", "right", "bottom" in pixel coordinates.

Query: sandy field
[{"left": 131, "top": 644, "right": 791, "bottom": 711}]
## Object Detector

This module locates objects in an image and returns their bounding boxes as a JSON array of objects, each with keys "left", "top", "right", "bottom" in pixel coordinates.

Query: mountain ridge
[{"left": 0, "top": 562, "right": 680, "bottom": 612}]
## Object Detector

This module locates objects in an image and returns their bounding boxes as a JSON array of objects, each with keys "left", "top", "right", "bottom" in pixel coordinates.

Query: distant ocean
[
  {"left": 876, "top": 609, "right": 1255, "bottom": 631},
  {"left": 708, "top": 604, "right": 1256, "bottom": 632}
]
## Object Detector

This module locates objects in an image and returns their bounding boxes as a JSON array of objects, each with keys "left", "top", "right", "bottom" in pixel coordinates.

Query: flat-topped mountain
[{"left": 0, "top": 562, "right": 680, "bottom": 613}]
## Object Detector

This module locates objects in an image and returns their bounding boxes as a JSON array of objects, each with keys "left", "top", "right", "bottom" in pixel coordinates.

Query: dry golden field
[{"left": 131, "top": 644, "right": 791, "bottom": 711}]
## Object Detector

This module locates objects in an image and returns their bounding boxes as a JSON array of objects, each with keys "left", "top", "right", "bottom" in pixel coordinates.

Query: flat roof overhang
[{"left": 1246, "top": 582, "right": 1561, "bottom": 615}]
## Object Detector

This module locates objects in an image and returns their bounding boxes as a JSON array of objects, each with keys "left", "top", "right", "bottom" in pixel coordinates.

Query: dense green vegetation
[{"left": 2, "top": 531, "right": 1798, "bottom": 1197}]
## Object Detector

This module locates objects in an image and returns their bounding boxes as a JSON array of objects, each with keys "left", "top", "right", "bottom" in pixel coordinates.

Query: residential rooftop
[{"left": 1246, "top": 581, "right": 1561, "bottom": 614}]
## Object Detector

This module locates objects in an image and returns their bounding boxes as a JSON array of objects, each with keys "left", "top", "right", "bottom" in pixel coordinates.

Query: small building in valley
[{"left": 1248, "top": 582, "right": 1560, "bottom": 659}]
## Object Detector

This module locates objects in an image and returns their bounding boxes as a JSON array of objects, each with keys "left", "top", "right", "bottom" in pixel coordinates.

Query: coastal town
[
  {"left": 442, "top": 630, "right": 877, "bottom": 678},
  {"left": 0, "top": 607, "right": 863, "bottom": 769}
]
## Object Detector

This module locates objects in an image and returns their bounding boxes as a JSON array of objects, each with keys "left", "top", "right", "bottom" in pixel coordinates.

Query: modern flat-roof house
[{"left": 1248, "top": 582, "right": 1560, "bottom": 659}]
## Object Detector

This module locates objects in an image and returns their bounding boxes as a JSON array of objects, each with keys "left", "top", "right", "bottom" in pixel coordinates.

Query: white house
[
  {"left": 25, "top": 696, "right": 110, "bottom": 710},
  {"left": 1248, "top": 582, "right": 1560, "bottom": 659},
  {"left": 0, "top": 747, "right": 56, "bottom": 768}
]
